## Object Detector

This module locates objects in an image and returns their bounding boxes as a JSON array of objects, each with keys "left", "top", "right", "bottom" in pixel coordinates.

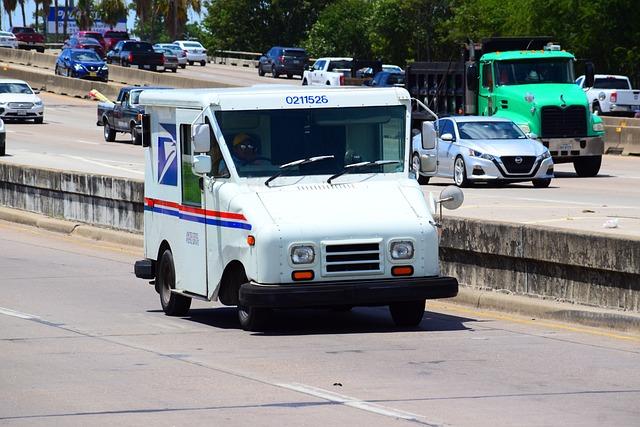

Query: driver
[{"left": 231, "top": 133, "right": 260, "bottom": 163}]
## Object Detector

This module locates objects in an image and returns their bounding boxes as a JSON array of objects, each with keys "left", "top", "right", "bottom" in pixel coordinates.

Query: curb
[
  {"left": 0, "top": 206, "right": 143, "bottom": 248},
  {"left": 450, "top": 287, "right": 640, "bottom": 335}
]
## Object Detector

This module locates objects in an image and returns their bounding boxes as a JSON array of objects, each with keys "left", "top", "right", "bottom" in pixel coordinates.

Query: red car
[
  {"left": 74, "top": 31, "right": 106, "bottom": 51},
  {"left": 10, "top": 27, "right": 45, "bottom": 53},
  {"left": 102, "top": 30, "right": 129, "bottom": 51},
  {"left": 63, "top": 37, "right": 105, "bottom": 58}
]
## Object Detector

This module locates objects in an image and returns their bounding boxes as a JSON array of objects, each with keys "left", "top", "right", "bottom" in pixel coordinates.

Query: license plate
[
  {"left": 143, "top": 65, "right": 151, "bottom": 69},
  {"left": 89, "top": 72, "right": 97, "bottom": 77},
  {"left": 293, "top": 60, "right": 300, "bottom": 64},
  {"left": 17, "top": 110, "right": 27, "bottom": 115},
  {"left": 560, "top": 143, "right": 572, "bottom": 151}
]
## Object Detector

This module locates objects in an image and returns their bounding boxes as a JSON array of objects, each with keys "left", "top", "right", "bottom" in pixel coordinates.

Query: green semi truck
[{"left": 406, "top": 37, "right": 604, "bottom": 177}]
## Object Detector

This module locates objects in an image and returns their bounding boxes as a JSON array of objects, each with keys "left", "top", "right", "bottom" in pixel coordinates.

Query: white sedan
[
  {"left": 412, "top": 116, "right": 554, "bottom": 188},
  {"left": 0, "top": 31, "right": 18, "bottom": 49},
  {"left": 173, "top": 40, "right": 207, "bottom": 66},
  {"left": 0, "top": 79, "right": 45, "bottom": 123}
]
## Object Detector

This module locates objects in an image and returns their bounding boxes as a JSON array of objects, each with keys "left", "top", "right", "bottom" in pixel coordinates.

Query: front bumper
[
  {"left": 465, "top": 156, "right": 554, "bottom": 181},
  {"left": 239, "top": 276, "right": 458, "bottom": 308},
  {"left": 0, "top": 105, "right": 44, "bottom": 120},
  {"left": 541, "top": 136, "right": 604, "bottom": 162}
]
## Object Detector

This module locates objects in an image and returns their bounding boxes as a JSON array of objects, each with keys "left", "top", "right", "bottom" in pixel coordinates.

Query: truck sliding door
[{"left": 478, "top": 61, "right": 496, "bottom": 116}]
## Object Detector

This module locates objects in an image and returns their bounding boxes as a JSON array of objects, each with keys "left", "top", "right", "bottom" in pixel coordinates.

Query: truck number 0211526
[{"left": 285, "top": 95, "right": 329, "bottom": 105}]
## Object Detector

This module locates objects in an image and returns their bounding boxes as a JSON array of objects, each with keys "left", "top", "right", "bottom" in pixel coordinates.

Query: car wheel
[
  {"left": 158, "top": 249, "right": 192, "bottom": 316},
  {"left": 258, "top": 65, "right": 265, "bottom": 76},
  {"left": 272, "top": 67, "right": 279, "bottom": 78},
  {"left": 302, "top": 78, "right": 308, "bottom": 86},
  {"left": 287, "top": 73, "right": 293, "bottom": 79},
  {"left": 200, "top": 60, "right": 206, "bottom": 66},
  {"left": 573, "top": 155, "right": 602, "bottom": 177},
  {"left": 180, "top": 64, "right": 186, "bottom": 69},
  {"left": 453, "top": 156, "right": 470, "bottom": 187},
  {"left": 36, "top": 47, "right": 44, "bottom": 53},
  {"left": 532, "top": 178, "right": 552, "bottom": 188},
  {"left": 188, "top": 60, "right": 194, "bottom": 66},
  {"left": 238, "top": 305, "right": 270, "bottom": 331},
  {"left": 103, "top": 120, "right": 116, "bottom": 142},
  {"left": 54, "top": 65, "right": 59, "bottom": 75},
  {"left": 412, "top": 153, "right": 430, "bottom": 185},
  {"left": 389, "top": 300, "right": 425, "bottom": 327},
  {"left": 172, "top": 67, "right": 177, "bottom": 73},
  {"left": 34, "top": 117, "right": 43, "bottom": 124}
]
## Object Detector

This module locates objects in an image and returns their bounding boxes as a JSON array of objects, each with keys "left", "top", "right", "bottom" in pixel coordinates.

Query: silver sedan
[{"left": 412, "top": 116, "right": 554, "bottom": 188}]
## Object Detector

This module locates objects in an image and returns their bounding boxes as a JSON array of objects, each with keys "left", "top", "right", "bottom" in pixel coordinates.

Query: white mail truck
[{"left": 134, "top": 85, "right": 462, "bottom": 331}]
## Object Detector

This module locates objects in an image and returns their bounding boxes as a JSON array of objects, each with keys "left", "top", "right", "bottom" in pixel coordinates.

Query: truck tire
[
  {"left": 412, "top": 153, "right": 430, "bottom": 185},
  {"left": 200, "top": 60, "right": 206, "bottom": 66},
  {"left": 573, "top": 155, "right": 602, "bottom": 177},
  {"left": 103, "top": 119, "right": 116, "bottom": 142},
  {"left": 453, "top": 156, "right": 471, "bottom": 187},
  {"left": 302, "top": 78, "right": 308, "bottom": 85},
  {"left": 36, "top": 47, "right": 44, "bottom": 53},
  {"left": 180, "top": 64, "right": 186, "bottom": 69},
  {"left": 0, "top": 139, "right": 5, "bottom": 156},
  {"left": 158, "top": 249, "right": 192, "bottom": 316},
  {"left": 532, "top": 178, "right": 551, "bottom": 188},
  {"left": 389, "top": 300, "right": 425, "bottom": 327},
  {"left": 130, "top": 123, "right": 140, "bottom": 145},
  {"left": 592, "top": 101, "right": 602, "bottom": 115},
  {"left": 238, "top": 305, "right": 270, "bottom": 331},
  {"left": 258, "top": 65, "right": 265, "bottom": 76},
  {"left": 188, "top": 60, "right": 194, "bottom": 66}
]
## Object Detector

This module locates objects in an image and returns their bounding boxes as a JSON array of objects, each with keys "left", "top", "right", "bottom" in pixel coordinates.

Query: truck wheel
[
  {"left": 302, "top": 78, "right": 308, "bottom": 86},
  {"left": 130, "top": 123, "right": 140, "bottom": 145},
  {"left": 188, "top": 60, "right": 194, "bottom": 66},
  {"left": 389, "top": 300, "right": 425, "bottom": 327},
  {"left": 158, "top": 249, "right": 192, "bottom": 316},
  {"left": 0, "top": 140, "right": 5, "bottom": 156},
  {"left": 325, "top": 81, "right": 331, "bottom": 85},
  {"left": 36, "top": 47, "right": 44, "bottom": 53},
  {"left": 200, "top": 60, "right": 206, "bottom": 66},
  {"left": 573, "top": 155, "right": 602, "bottom": 177},
  {"left": 180, "top": 64, "right": 186, "bottom": 69},
  {"left": 592, "top": 102, "right": 602, "bottom": 115},
  {"left": 172, "top": 67, "right": 177, "bottom": 73},
  {"left": 287, "top": 73, "right": 293, "bottom": 79},
  {"left": 412, "top": 153, "right": 430, "bottom": 185},
  {"left": 238, "top": 305, "right": 270, "bottom": 331},
  {"left": 532, "top": 178, "right": 551, "bottom": 188},
  {"left": 453, "top": 156, "right": 471, "bottom": 187},
  {"left": 103, "top": 120, "right": 116, "bottom": 142}
]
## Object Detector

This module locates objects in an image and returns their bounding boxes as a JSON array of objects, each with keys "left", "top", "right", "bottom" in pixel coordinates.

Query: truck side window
[
  {"left": 482, "top": 62, "right": 493, "bottom": 89},
  {"left": 180, "top": 124, "right": 202, "bottom": 207},
  {"left": 205, "top": 118, "right": 230, "bottom": 179}
]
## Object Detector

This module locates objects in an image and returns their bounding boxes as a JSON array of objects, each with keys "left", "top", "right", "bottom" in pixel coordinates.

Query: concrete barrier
[
  {"left": 0, "top": 162, "right": 638, "bottom": 313},
  {"left": 602, "top": 116, "right": 640, "bottom": 155},
  {"left": 0, "top": 47, "right": 57, "bottom": 70}
]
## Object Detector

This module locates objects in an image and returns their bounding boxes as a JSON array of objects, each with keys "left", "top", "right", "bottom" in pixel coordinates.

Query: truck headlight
[
  {"left": 518, "top": 123, "right": 531, "bottom": 134},
  {"left": 390, "top": 241, "right": 414, "bottom": 260},
  {"left": 291, "top": 245, "right": 315, "bottom": 264},
  {"left": 593, "top": 122, "right": 605, "bottom": 132}
]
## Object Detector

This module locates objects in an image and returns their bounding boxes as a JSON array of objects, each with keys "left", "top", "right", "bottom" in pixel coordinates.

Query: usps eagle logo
[{"left": 157, "top": 123, "right": 178, "bottom": 186}]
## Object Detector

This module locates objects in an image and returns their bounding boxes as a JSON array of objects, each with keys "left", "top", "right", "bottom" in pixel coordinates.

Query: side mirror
[
  {"left": 192, "top": 123, "right": 211, "bottom": 153},
  {"left": 192, "top": 154, "right": 212, "bottom": 175},
  {"left": 584, "top": 61, "right": 595, "bottom": 88},
  {"left": 466, "top": 63, "right": 478, "bottom": 91},
  {"left": 440, "top": 132, "right": 454, "bottom": 142},
  {"left": 33, "top": 90, "right": 40, "bottom": 94},
  {"left": 421, "top": 121, "right": 437, "bottom": 150},
  {"left": 526, "top": 132, "right": 538, "bottom": 139},
  {"left": 439, "top": 185, "right": 464, "bottom": 210}
]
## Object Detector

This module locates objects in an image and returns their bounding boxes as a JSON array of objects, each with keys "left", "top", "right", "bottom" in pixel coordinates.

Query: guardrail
[{"left": 210, "top": 49, "right": 261, "bottom": 68}]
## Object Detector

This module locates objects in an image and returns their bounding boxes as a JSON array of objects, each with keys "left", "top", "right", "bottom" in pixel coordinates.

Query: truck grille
[
  {"left": 323, "top": 242, "right": 382, "bottom": 276},
  {"left": 8, "top": 102, "right": 33, "bottom": 109},
  {"left": 540, "top": 106, "right": 586, "bottom": 138},
  {"left": 500, "top": 156, "right": 536, "bottom": 174}
]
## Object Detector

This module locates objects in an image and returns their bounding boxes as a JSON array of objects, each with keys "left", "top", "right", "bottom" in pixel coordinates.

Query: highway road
[
  {"left": 0, "top": 220, "right": 638, "bottom": 426},
  {"left": 1, "top": 92, "right": 639, "bottom": 237}
]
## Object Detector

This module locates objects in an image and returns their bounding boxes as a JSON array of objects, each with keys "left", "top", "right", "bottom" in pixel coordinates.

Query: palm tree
[
  {"left": 74, "top": 0, "right": 95, "bottom": 30},
  {"left": 98, "top": 0, "right": 126, "bottom": 30},
  {"left": 17, "top": 0, "right": 24, "bottom": 25},
  {"left": 63, "top": 0, "right": 69, "bottom": 37},
  {"left": 158, "top": 0, "right": 201, "bottom": 40},
  {"left": 132, "top": 0, "right": 152, "bottom": 33},
  {"left": 3, "top": 0, "right": 17, "bottom": 28}
]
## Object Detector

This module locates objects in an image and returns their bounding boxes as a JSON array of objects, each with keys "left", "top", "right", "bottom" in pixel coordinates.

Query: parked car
[
  {"left": 258, "top": 46, "right": 308, "bottom": 79},
  {"left": 173, "top": 40, "right": 207, "bottom": 66},
  {"left": 106, "top": 40, "right": 164, "bottom": 71},
  {"left": 55, "top": 49, "right": 109, "bottom": 82},
  {"left": 74, "top": 31, "right": 107, "bottom": 51},
  {"left": 365, "top": 71, "right": 405, "bottom": 87},
  {"left": 102, "top": 30, "right": 129, "bottom": 51},
  {"left": 154, "top": 47, "right": 178, "bottom": 73},
  {"left": 0, "top": 31, "right": 18, "bottom": 49},
  {"left": 0, "top": 78, "right": 44, "bottom": 123},
  {"left": 154, "top": 43, "right": 187, "bottom": 68},
  {"left": 10, "top": 27, "right": 45, "bottom": 52},
  {"left": 63, "top": 37, "right": 105, "bottom": 58},
  {"left": 97, "top": 86, "right": 172, "bottom": 143},
  {"left": 0, "top": 118, "right": 5, "bottom": 156},
  {"left": 577, "top": 74, "right": 640, "bottom": 117},
  {"left": 412, "top": 116, "right": 553, "bottom": 188}
]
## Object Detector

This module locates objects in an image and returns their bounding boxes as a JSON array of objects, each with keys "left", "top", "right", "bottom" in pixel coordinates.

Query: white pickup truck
[
  {"left": 302, "top": 57, "right": 353, "bottom": 86},
  {"left": 577, "top": 74, "right": 640, "bottom": 116}
]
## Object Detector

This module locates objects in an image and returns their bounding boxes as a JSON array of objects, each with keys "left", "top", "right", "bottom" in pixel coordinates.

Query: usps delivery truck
[{"left": 134, "top": 85, "right": 462, "bottom": 331}]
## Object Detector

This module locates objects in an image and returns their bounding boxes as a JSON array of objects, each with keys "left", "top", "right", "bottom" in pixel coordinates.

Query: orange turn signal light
[
  {"left": 292, "top": 270, "right": 314, "bottom": 281},
  {"left": 391, "top": 266, "right": 414, "bottom": 277},
  {"left": 247, "top": 235, "right": 256, "bottom": 246}
]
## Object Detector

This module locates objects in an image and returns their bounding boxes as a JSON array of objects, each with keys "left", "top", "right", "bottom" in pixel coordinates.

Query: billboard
[{"left": 47, "top": 7, "right": 126, "bottom": 34}]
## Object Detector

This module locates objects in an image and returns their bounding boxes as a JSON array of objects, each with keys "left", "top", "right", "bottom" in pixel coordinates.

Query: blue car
[
  {"left": 55, "top": 48, "right": 109, "bottom": 82},
  {"left": 364, "top": 71, "right": 405, "bottom": 87}
]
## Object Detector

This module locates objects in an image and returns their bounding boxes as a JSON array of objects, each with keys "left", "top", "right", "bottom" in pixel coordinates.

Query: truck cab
[{"left": 134, "top": 85, "right": 461, "bottom": 330}]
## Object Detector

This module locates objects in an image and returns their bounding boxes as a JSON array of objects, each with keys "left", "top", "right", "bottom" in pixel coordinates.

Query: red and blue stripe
[{"left": 144, "top": 198, "right": 252, "bottom": 230}]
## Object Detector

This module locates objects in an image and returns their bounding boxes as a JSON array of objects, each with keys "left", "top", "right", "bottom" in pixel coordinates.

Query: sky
[{"left": 0, "top": 2, "right": 202, "bottom": 34}]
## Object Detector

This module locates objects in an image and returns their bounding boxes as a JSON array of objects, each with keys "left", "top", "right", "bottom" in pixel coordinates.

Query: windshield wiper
[
  {"left": 327, "top": 160, "right": 401, "bottom": 184},
  {"left": 264, "top": 155, "right": 335, "bottom": 187}
]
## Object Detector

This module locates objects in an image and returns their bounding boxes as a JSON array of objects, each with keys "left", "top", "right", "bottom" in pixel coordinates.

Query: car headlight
[
  {"left": 390, "top": 241, "right": 414, "bottom": 260},
  {"left": 469, "top": 149, "right": 494, "bottom": 161},
  {"left": 291, "top": 245, "right": 315, "bottom": 264},
  {"left": 518, "top": 123, "right": 531, "bottom": 134},
  {"left": 34, "top": 100, "right": 43, "bottom": 106},
  {"left": 593, "top": 122, "right": 605, "bottom": 132},
  {"left": 101, "top": 65, "right": 109, "bottom": 71},
  {"left": 540, "top": 150, "right": 551, "bottom": 160}
]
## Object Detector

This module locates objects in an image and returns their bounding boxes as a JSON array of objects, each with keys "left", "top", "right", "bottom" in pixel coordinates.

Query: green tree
[
  {"left": 73, "top": 0, "right": 95, "bottom": 30},
  {"left": 3, "top": 0, "right": 17, "bottom": 28},
  {"left": 98, "top": 0, "right": 126, "bottom": 29},
  {"left": 17, "top": 0, "right": 25, "bottom": 25}
]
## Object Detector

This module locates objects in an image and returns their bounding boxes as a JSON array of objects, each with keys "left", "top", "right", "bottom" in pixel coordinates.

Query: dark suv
[{"left": 258, "top": 46, "right": 308, "bottom": 79}]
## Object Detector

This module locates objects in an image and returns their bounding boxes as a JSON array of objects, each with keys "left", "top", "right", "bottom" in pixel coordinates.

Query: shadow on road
[{"left": 167, "top": 305, "right": 475, "bottom": 335}]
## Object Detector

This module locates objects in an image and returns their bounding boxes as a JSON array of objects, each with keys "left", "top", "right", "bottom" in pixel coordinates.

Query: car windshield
[
  {"left": 457, "top": 121, "right": 526, "bottom": 140},
  {"left": 494, "top": 59, "right": 575, "bottom": 85},
  {"left": 71, "top": 51, "right": 101, "bottom": 61},
  {"left": 214, "top": 105, "right": 406, "bottom": 178},
  {"left": 593, "top": 78, "right": 630, "bottom": 90},
  {"left": 0, "top": 82, "right": 33, "bottom": 94},
  {"left": 129, "top": 90, "right": 142, "bottom": 105}
]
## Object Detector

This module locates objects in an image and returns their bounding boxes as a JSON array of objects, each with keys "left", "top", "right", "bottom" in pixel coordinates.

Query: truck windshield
[
  {"left": 214, "top": 105, "right": 406, "bottom": 178},
  {"left": 457, "top": 121, "right": 526, "bottom": 140},
  {"left": 494, "top": 59, "right": 574, "bottom": 85}
]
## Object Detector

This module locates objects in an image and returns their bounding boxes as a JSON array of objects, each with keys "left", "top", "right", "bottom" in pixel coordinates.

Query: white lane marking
[
  {"left": 76, "top": 139, "right": 100, "bottom": 145},
  {"left": 0, "top": 307, "right": 38, "bottom": 320},
  {"left": 278, "top": 382, "right": 425, "bottom": 422},
  {"left": 62, "top": 154, "right": 144, "bottom": 175}
]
